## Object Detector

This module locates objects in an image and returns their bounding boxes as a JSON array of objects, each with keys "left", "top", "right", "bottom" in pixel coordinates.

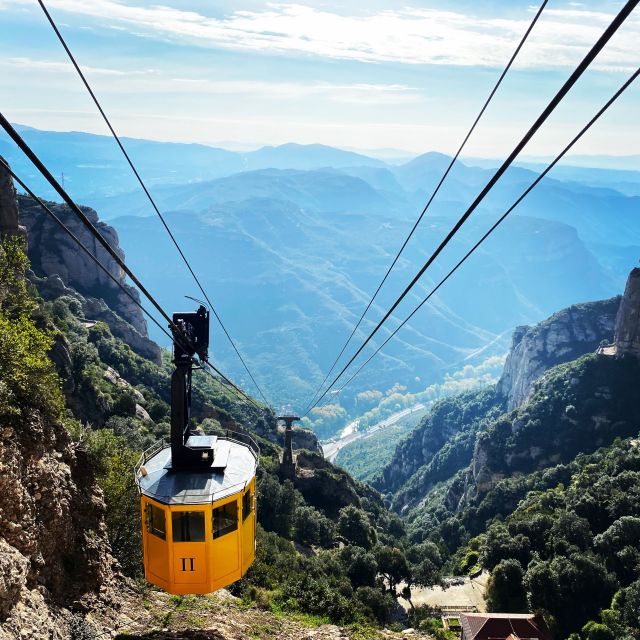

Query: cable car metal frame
[{"left": 134, "top": 306, "right": 259, "bottom": 594}]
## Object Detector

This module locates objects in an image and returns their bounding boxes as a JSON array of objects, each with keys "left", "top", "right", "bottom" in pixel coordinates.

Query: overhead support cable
[
  {"left": 1, "top": 158, "right": 175, "bottom": 344},
  {"left": 0, "top": 112, "right": 178, "bottom": 331},
  {"left": 314, "top": 65, "right": 640, "bottom": 409},
  {"left": 0, "top": 129, "right": 263, "bottom": 411},
  {"left": 303, "top": 0, "right": 550, "bottom": 413},
  {"left": 305, "top": 0, "right": 639, "bottom": 414},
  {"left": 37, "top": 0, "right": 270, "bottom": 407}
]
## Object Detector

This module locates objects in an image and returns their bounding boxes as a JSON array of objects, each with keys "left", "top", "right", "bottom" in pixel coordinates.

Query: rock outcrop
[
  {"left": 0, "top": 159, "right": 161, "bottom": 363},
  {"left": 17, "top": 194, "right": 148, "bottom": 336},
  {"left": 0, "top": 384, "right": 120, "bottom": 638},
  {"left": 612, "top": 267, "right": 640, "bottom": 356},
  {"left": 0, "top": 157, "right": 25, "bottom": 238},
  {"left": 497, "top": 296, "right": 619, "bottom": 411}
]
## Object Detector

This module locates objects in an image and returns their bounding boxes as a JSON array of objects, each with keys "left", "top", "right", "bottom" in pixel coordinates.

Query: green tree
[
  {"left": 485, "top": 559, "right": 527, "bottom": 612},
  {"left": 375, "top": 545, "right": 410, "bottom": 595},
  {"left": 581, "top": 621, "right": 615, "bottom": 640},
  {"left": 340, "top": 546, "right": 378, "bottom": 588},
  {"left": 338, "top": 505, "right": 377, "bottom": 550}
]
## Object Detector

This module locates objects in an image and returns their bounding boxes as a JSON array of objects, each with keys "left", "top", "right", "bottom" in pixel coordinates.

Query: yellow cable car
[{"left": 134, "top": 306, "right": 259, "bottom": 594}]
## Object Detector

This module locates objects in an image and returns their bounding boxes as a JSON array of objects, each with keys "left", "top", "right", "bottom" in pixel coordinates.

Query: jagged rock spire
[
  {"left": 613, "top": 267, "right": 640, "bottom": 356},
  {"left": 0, "top": 156, "right": 26, "bottom": 237}
]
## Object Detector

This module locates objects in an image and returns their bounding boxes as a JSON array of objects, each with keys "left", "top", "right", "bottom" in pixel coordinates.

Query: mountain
[
  {"left": 369, "top": 270, "right": 640, "bottom": 638},
  {"left": 4, "top": 125, "right": 639, "bottom": 433},
  {"left": 245, "top": 143, "right": 387, "bottom": 171},
  {"left": 0, "top": 126, "right": 387, "bottom": 205},
  {"left": 375, "top": 293, "right": 621, "bottom": 512},
  {"left": 0, "top": 159, "right": 441, "bottom": 637}
]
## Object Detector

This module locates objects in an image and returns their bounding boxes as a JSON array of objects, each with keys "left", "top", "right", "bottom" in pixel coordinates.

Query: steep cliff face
[
  {"left": 610, "top": 267, "right": 640, "bottom": 356},
  {"left": 496, "top": 296, "right": 619, "bottom": 411},
  {"left": 0, "top": 406, "right": 119, "bottom": 638},
  {"left": 17, "top": 194, "right": 151, "bottom": 338},
  {"left": 0, "top": 159, "right": 160, "bottom": 364},
  {"left": 0, "top": 159, "right": 24, "bottom": 238}
]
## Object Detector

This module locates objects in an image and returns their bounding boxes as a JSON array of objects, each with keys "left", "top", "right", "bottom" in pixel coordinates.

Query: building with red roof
[{"left": 459, "top": 613, "right": 552, "bottom": 640}]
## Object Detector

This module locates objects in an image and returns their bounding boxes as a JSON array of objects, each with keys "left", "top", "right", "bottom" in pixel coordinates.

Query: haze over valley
[{"left": 3, "top": 125, "right": 637, "bottom": 436}]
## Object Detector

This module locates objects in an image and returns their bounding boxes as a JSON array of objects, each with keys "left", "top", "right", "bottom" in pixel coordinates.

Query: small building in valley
[{"left": 459, "top": 613, "right": 552, "bottom": 640}]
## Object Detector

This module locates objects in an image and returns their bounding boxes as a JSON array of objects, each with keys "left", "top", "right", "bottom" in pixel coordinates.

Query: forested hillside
[
  {"left": 375, "top": 272, "right": 640, "bottom": 639},
  {"left": 0, "top": 163, "right": 449, "bottom": 638}
]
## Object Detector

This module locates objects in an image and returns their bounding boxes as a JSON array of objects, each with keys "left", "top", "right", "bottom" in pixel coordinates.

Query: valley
[
  {"left": 3, "top": 127, "right": 634, "bottom": 439},
  {"left": 322, "top": 403, "right": 427, "bottom": 462}
]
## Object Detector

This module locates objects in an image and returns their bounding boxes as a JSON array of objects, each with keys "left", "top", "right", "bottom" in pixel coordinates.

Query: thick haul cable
[
  {"left": 314, "top": 65, "right": 640, "bottom": 408},
  {"left": 37, "top": 0, "right": 270, "bottom": 407},
  {"left": 305, "top": 0, "right": 639, "bottom": 414}
]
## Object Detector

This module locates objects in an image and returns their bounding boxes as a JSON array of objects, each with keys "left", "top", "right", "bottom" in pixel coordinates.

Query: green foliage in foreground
[
  {"left": 448, "top": 438, "right": 640, "bottom": 638},
  {"left": 0, "top": 236, "right": 64, "bottom": 424}
]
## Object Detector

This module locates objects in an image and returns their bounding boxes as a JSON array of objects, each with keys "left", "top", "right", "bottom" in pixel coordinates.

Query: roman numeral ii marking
[{"left": 181, "top": 557, "right": 195, "bottom": 572}]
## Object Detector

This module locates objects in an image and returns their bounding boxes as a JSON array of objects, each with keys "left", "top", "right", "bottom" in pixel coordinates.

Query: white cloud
[
  {"left": 6, "top": 56, "right": 157, "bottom": 76},
  {"left": 3, "top": 0, "right": 639, "bottom": 71},
  {"left": 169, "top": 77, "right": 420, "bottom": 103}
]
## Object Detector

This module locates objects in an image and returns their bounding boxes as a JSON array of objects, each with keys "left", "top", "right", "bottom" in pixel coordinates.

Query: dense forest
[{"left": 376, "top": 346, "right": 640, "bottom": 639}]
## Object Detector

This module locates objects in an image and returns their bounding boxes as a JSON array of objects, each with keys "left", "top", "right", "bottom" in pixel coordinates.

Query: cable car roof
[{"left": 136, "top": 436, "right": 258, "bottom": 506}]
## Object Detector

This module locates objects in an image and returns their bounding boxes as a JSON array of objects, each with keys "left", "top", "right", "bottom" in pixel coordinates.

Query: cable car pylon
[
  {"left": 276, "top": 411, "right": 301, "bottom": 481},
  {"left": 134, "top": 306, "right": 260, "bottom": 595}
]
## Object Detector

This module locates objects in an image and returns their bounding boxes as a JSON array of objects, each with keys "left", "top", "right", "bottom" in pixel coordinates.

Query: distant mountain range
[{"left": 2, "top": 125, "right": 638, "bottom": 428}]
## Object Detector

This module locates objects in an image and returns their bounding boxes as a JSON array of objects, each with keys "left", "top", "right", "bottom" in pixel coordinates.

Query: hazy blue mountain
[
  {"left": 244, "top": 143, "right": 386, "bottom": 170},
  {"left": 90, "top": 169, "right": 395, "bottom": 220},
  {"left": 0, "top": 124, "right": 243, "bottom": 200},
  {"left": 5, "top": 125, "right": 638, "bottom": 428},
  {"left": 110, "top": 194, "right": 618, "bottom": 417},
  {"left": 0, "top": 125, "right": 388, "bottom": 205}
]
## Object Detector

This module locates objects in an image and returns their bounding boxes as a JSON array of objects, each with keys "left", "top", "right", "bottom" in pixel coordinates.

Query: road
[{"left": 321, "top": 403, "right": 426, "bottom": 462}]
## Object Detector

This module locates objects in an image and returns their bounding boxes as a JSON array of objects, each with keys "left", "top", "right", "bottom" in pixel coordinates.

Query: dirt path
[{"left": 399, "top": 573, "right": 489, "bottom": 613}]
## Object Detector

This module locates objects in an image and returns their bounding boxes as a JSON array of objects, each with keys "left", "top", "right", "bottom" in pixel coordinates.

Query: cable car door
[
  {"left": 211, "top": 498, "right": 241, "bottom": 584},
  {"left": 171, "top": 510, "right": 207, "bottom": 586},
  {"left": 241, "top": 485, "right": 256, "bottom": 573}
]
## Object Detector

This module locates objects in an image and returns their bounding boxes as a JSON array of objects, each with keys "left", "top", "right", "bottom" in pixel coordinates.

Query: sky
[{"left": 0, "top": 0, "right": 639, "bottom": 157}]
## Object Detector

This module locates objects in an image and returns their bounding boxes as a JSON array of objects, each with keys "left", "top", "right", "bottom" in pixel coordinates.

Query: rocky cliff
[
  {"left": 607, "top": 267, "right": 640, "bottom": 356},
  {"left": 0, "top": 158, "right": 160, "bottom": 364},
  {"left": 0, "top": 398, "right": 121, "bottom": 638},
  {"left": 496, "top": 296, "right": 619, "bottom": 411}
]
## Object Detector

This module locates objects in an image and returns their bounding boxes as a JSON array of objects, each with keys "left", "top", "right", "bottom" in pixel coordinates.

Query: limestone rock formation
[
  {"left": 291, "top": 426, "right": 322, "bottom": 454},
  {"left": 0, "top": 157, "right": 25, "bottom": 238},
  {"left": 497, "top": 296, "right": 619, "bottom": 411},
  {"left": 16, "top": 193, "right": 148, "bottom": 335},
  {"left": 0, "top": 159, "right": 161, "bottom": 363},
  {"left": 612, "top": 267, "right": 640, "bottom": 356},
  {"left": 0, "top": 399, "right": 120, "bottom": 637}
]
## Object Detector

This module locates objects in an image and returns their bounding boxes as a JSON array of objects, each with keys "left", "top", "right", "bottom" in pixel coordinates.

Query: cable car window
[
  {"left": 146, "top": 503, "right": 166, "bottom": 540},
  {"left": 242, "top": 490, "right": 253, "bottom": 521},
  {"left": 172, "top": 511, "right": 205, "bottom": 542},
  {"left": 212, "top": 501, "right": 238, "bottom": 539}
]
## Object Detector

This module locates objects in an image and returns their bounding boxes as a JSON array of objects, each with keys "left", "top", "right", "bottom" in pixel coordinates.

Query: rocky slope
[
  {"left": 0, "top": 157, "right": 161, "bottom": 365},
  {"left": 376, "top": 294, "right": 620, "bottom": 512},
  {"left": 496, "top": 296, "right": 619, "bottom": 411}
]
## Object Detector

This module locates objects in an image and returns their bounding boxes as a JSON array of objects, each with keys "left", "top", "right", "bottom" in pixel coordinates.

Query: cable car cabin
[
  {"left": 134, "top": 306, "right": 260, "bottom": 595},
  {"left": 134, "top": 433, "right": 258, "bottom": 595}
]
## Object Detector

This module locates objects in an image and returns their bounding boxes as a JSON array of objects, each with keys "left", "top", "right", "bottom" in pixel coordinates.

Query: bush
[{"left": 0, "top": 237, "right": 63, "bottom": 422}]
